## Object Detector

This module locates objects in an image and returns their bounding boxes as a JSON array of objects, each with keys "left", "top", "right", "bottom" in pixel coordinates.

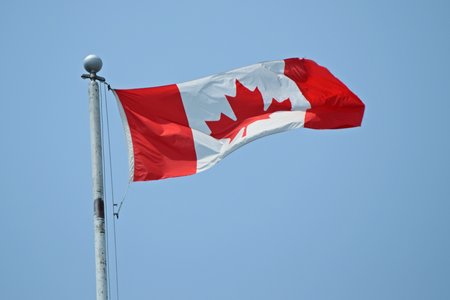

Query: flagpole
[{"left": 82, "top": 54, "right": 108, "bottom": 300}]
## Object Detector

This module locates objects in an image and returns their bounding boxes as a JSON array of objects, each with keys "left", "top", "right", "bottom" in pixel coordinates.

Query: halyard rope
[{"left": 100, "top": 82, "right": 121, "bottom": 300}]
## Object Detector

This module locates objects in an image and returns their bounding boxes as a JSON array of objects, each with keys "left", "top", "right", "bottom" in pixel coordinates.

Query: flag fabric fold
[{"left": 113, "top": 58, "right": 365, "bottom": 181}]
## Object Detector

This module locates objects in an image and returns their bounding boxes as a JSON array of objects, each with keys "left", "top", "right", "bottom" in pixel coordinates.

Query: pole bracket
[{"left": 81, "top": 73, "right": 106, "bottom": 82}]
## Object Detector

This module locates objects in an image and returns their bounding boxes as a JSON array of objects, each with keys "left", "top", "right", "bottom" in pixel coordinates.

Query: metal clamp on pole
[
  {"left": 82, "top": 54, "right": 108, "bottom": 300},
  {"left": 81, "top": 73, "right": 106, "bottom": 82}
]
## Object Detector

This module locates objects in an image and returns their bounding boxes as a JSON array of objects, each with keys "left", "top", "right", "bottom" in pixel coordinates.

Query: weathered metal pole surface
[{"left": 83, "top": 55, "right": 108, "bottom": 300}]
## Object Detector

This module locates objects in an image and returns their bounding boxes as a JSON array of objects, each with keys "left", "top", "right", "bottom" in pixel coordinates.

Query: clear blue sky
[{"left": 1, "top": 0, "right": 449, "bottom": 299}]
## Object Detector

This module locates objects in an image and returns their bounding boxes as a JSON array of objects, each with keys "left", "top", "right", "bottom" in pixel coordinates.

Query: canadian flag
[{"left": 113, "top": 58, "right": 365, "bottom": 181}]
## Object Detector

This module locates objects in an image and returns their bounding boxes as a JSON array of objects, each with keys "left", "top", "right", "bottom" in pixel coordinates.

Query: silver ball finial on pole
[
  {"left": 82, "top": 54, "right": 106, "bottom": 82},
  {"left": 84, "top": 54, "right": 103, "bottom": 74}
]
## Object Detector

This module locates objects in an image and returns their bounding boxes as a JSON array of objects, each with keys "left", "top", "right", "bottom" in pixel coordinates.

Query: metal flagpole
[{"left": 82, "top": 54, "right": 108, "bottom": 300}]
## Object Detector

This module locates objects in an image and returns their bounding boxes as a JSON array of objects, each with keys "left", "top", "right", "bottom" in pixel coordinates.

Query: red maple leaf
[{"left": 205, "top": 80, "right": 292, "bottom": 142}]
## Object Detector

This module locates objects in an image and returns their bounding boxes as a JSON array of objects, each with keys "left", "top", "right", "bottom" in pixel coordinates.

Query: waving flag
[{"left": 113, "top": 58, "right": 365, "bottom": 181}]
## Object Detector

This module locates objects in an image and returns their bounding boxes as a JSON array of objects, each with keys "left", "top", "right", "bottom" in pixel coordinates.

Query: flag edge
[{"left": 112, "top": 90, "right": 135, "bottom": 182}]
